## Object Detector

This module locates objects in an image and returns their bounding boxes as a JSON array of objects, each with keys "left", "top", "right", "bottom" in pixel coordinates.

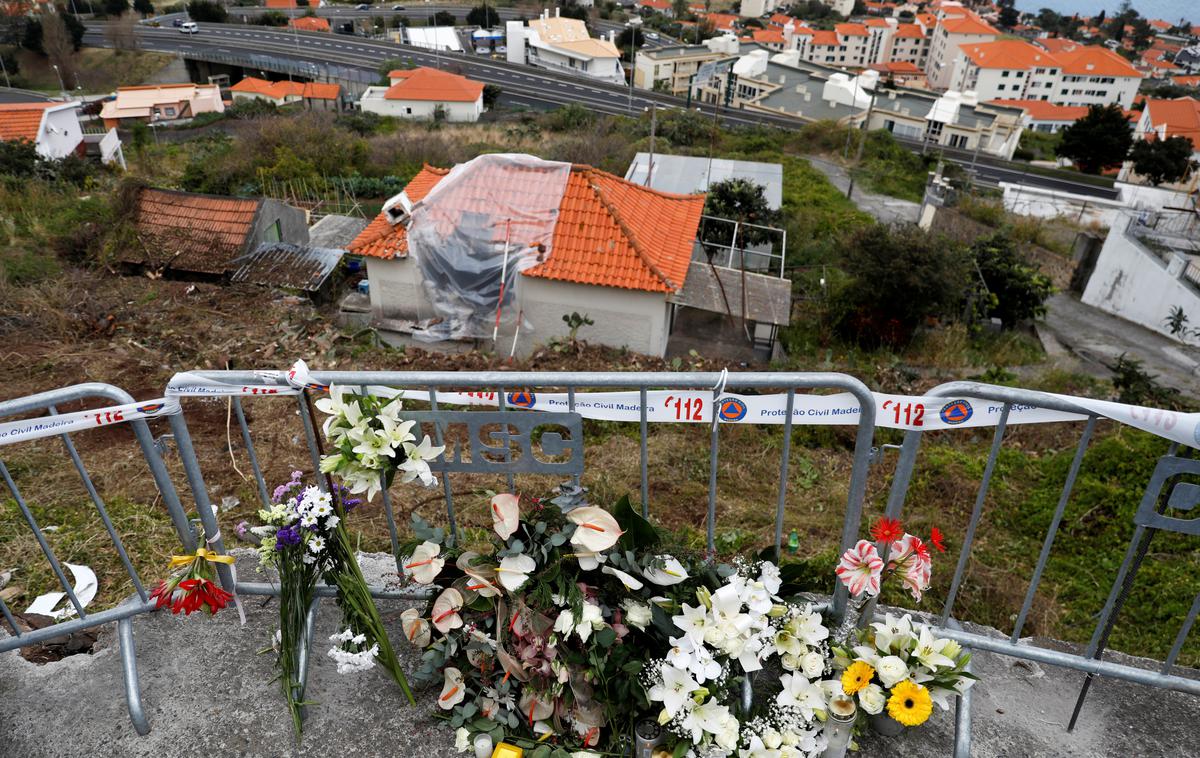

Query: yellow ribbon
[{"left": 169, "top": 547, "right": 236, "bottom": 569}]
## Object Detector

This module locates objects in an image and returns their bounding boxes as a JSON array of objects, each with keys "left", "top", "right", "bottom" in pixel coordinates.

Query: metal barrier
[
  {"left": 5, "top": 371, "right": 1200, "bottom": 753},
  {"left": 0, "top": 383, "right": 197, "bottom": 736}
]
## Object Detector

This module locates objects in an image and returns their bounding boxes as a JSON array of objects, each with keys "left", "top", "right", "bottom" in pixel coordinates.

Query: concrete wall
[
  {"left": 250, "top": 199, "right": 310, "bottom": 249},
  {"left": 365, "top": 257, "right": 671, "bottom": 356},
  {"left": 1081, "top": 225, "right": 1200, "bottom": 345},
  {"left": 1001, "top": 182, "right": 1194, "bottom": 228}
]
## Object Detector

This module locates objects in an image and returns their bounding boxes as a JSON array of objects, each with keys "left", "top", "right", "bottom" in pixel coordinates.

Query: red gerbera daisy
[
  {"left": 930, "top": 526, "right": 946, "bottom": 553},
  {"left": 870, "top": 516, "right": 904, "bottom": 544}
]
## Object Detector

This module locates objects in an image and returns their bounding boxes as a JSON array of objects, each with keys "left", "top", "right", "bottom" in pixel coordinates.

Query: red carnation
[
  {"left": 870, "top": 517, "right": 904, "bottom": 544},
  {"left": 930, "top": 527, "right": 946, "bottom": 553}
]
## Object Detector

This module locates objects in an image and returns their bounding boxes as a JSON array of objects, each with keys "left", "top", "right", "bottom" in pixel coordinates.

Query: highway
[{"left": 90, "top": 22, "right": 1120, "bottom": 200}]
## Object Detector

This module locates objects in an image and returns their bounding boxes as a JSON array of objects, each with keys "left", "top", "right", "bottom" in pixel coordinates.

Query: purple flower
[
  {"left": 290, "top": 470, "right": 303, "bottom": 481},
  {"left": 276, "top": 526, "right": 301, "bottom": 547},
  {"left": 272, "top": 484, "right": 291, "bottom": 501},
  {"left": 234, "top": 520, "right": 250, "bottom": 539}
]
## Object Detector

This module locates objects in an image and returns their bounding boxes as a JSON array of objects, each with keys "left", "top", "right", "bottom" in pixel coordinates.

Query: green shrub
[{"left": 969, "top": 230, "right": 1054, "bottom": 327}]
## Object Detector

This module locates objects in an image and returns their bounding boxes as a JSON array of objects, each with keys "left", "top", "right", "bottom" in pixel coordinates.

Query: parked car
[
  {"left": 172, "top": 17, "right": 185, "bottom": 26},
  {"left": 355, "top": 2, "right": 371, "bottom": 8},
  {"left": 391, "top": 4, "right": 406, "bottom": 8},
  {"left": 180, "top": 21, "right": 199, "bottom": 33},
  {"left": 645, "top": 31, "right": 660, "bottom": 40}
]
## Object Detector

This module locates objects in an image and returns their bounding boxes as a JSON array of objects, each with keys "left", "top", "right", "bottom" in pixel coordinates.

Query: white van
[{"left": 180, "top": 21, "right": 199, "bottom": 34}]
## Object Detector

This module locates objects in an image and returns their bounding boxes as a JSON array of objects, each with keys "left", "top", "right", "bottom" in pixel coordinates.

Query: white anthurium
[
  {"left": 490, "top": 493, "right": 520, "bottom": 541},
  {"left": 647, "top": 663, "right": 700, "bottom": 719},
  {"left": 875, "top": 655, "right": 910, "bottom": 688},
  {"left": 438, "top": 666, "right": 465, "bottom": 710},
  {"left": 567, "top": 507, "right": 623, "bottom": 553},
  {"left": 776, "top": 673, "right": 825, "bottom": 721},
  {"left": 456, "top": 552, "right": 501, "bottom": 598},
  {"left": 496, "top": 553, "right": 536, "bottom": 592},
  {"left": 601, "top": 565, "right": 644, "bottom": 591},
  {"left": 401, "top": 541, "right": 444, "bottom": 584},
  {"left": 400, "top": 608, "right": 431, "bottom": 647},
  {"left": 431, "top": 587, "right": 464, "bottom": 634},
  {"left": 518, "top": 690, "right": 555, "bottom": 724},
  {"left": 643, "top": 555, "right": 689, "bottom": 586},
  {"left": 574, "top": 550, "right": 608, "bottom": 570},
  {"left": 913, "top": 625, "right": 956, "bottom": 671}
]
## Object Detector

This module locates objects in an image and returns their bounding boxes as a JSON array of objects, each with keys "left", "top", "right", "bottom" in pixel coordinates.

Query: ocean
[{"left": 1012, "top": 0, "right": 1198, "bottom": 25}]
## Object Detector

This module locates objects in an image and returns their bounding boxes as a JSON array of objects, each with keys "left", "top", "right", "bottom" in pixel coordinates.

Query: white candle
[{"left": 473, "top": 733, "right": 494, "bottom": 758}]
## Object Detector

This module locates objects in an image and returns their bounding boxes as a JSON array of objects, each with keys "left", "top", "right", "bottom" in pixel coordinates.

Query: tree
[
  {"left": 560, "top": 3, "right": 589, "bottom": 23},
  {"left": 432, "top": 10, "right": 455, "bottom": 25},
  {"left": 997, "top": 0, "right": 1018, "bottom": 28},
  {"left": 615, "top": 26, "right": 644, "bottom": 61},
  {"left": 969, "top": 231, "right": 1053, "bottom": 327},
  {"left": 1129, "top": 136, "right": 1196, "bottom": 186},
  {"left": 40, "top": 11, "right": 77, "bottom": 90},
  {"left": 106, "top": 11, "right": 140, "bottom": 50},
  {"left": 133, "top": 0, "right": 154, "bottom": 16},
  {"left": 60, "top": 8, "right": 85, "bottom": 49},
  {"left": 671, "top": 0, "right": 687, "bottom": 18},
  {"left": 465, "top": 4, "right": 499, "bottom": 27},
  {"left": 837, "top": 224, "right": 969, "bottom": 346},
  {"left": 186, "top": 0, "right": 228, "bottom": 23},
  {"left": 700, "top": 178, "right": 781, "bottom": 249},
  {"left": 482, "top": 83, "right": 501, "bottom": 109},
  {"left": 103, "top": 0, "right": 130, "bottom": 16},
  {"left": 1055, "top": 104, "right": 1133, "bottom": 174}
]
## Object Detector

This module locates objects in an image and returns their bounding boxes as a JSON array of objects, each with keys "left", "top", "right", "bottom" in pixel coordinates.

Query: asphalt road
[
  {"left": 95, "top": 22, "right": 1119, "bottom": 199},
  {"left": 0, "top": 87, "right": 52, "bottom": 103}
]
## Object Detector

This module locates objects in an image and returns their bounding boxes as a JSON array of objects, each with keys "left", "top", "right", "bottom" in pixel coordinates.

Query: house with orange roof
[
  {"left": 349, "top": 154, "right": 725, "bottom": 358},
  {"left": 634, "top": 0, "right": 672, "bottom": 16},
  {"left": 507, "top": 10, "right": 624, "bottom": 84},
  {"left": 116, "top": 187, "right": 309, "bottom": 279},
  {"left": 745, "top": 28, "right": 786, "bottom": 50},
  {"left": 701, "top": 13, "right": 740, "bottom": 33},
  {"left": 358, "top": 67, "right": 484, "bottom": 122},
  {"left": 1129, "top": 98, "right": 1200, "bottom": 175},
  {"left": 950, "top": 38, "right": 1143, "bottom": 110},
  {"left": 1174, "top": 75, "right": 1200, "bottom": 89},
  {"left": 739, "top": 0, "right": 785, "bottom": 20},
  {"left": 288, "top": 15, "right": 330, "bottom": 33},
  {"left": 264, "top": 0, "right": 323, "bottom": 8},
  {"left": 924, "top": 3, "right": 1000, "bottom": 89},
  {"left": 0, "top": 102, "right": 84, "bottom": 160},
  {"left": 868, "top": 60, "right": 926, "bottom": 87},
  {"left": 230, "top": 76, "right": 342, "bottom": 112},
  {"left": 100, "top": 83, "right": 224, "bottom": 128}
]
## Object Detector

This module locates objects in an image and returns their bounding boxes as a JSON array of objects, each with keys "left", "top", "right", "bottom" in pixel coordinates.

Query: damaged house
[{"left": 348, "top": 154, "right": 792, "bottom": 359}]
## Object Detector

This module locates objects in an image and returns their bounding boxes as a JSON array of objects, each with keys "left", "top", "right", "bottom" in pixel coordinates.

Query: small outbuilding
[{"left": 357, "top": 67, "right": 484, "bottom": 123}]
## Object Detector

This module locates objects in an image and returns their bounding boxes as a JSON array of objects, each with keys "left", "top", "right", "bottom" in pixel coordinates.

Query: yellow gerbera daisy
[
  {"left": 887, "top": 680, "right": 933, "bottom": 727},
  {"left": 840, "top": 660, "right": 875, "bottom": 696}
]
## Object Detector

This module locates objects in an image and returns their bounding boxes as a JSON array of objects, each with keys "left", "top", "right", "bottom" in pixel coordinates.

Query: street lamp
[
  {"left": 626, "top": 16, "right": 642, "bottom": 114},
  {"left": 51, "top": 64, "right": 65, "bottom": 100},
  {"left": 846, "top": 77, "right": 887, "bottom": 201}
]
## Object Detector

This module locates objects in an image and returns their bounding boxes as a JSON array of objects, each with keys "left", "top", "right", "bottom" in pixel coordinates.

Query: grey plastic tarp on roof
[{"left": 406, "top": 153, "right": 572, "bottom": 342}]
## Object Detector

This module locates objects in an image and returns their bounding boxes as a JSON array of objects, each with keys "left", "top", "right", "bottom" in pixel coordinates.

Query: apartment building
[
  {"left": 506, "top": 9, "right": 623, "bottom": 84},
  {"left": 634, "top": 38, "right": 737, "bottom": 94},
  {"left": 950, "top": 38, "right": 1143, "bottom": 109},
  {"left": 924, "top": 3, "right": 1000, "bottom": 89}
]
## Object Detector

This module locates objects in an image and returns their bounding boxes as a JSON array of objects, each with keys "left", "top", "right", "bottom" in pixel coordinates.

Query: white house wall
[
  {"left": 359, "top": 92, "right": 483, "bottom": 122},
  {"left": 37, "top": 107, "right": 83, "bottom": 160}
]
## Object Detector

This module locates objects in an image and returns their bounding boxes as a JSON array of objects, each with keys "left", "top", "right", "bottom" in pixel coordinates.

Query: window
[
  {"left": 1016, "top": 71, "right": 1024, "bottom": 78},
  {"left": 405, "top": 107, "right": 412, "bottom": 114},
  {"left": 949, "top": 134, "right": 968, "bottom": 148},
  {"left": 163, "top": 107, "right": 177, "bottom": 118},
  {"left": 884, "top": 119, "right": 896, "bottom": 132},
  {"left": 997, "top": 84, "right": 1005, "bottom": 91},
  {"left": 264, "top": 219, "right": 282, "bottom": 243},
  {"left": 1002, "top": 70, "right": 1010, "bottom": 77}
]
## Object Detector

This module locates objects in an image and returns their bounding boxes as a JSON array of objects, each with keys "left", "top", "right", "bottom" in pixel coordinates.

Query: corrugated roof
[
  {"left": 668, "top": 263, "right": 792, "bottom": 326},
  {"left": 308, "top": 214, "right": 369, "bottom": 249},
  {"left": 126, "top": 188, "right": 261, "bottom": 275},
  {"left": 231, "top": 242, "right": 343, "bottom": 291},
  {"left": 383, "top": 67, "right": 484, "bottom": 102},
  {"left": 0, "top": 102, "right": 55, "bottom": 142},
  {"left": 351, "top": 162, "right": 705, "bottom": 293}
]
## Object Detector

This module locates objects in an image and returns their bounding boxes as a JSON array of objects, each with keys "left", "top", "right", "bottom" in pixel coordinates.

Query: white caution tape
[{"left": 0, "top": 398, "right": 181, "bottom": 446}]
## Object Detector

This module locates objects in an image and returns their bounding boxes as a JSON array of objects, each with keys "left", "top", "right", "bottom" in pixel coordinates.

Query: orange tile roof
[
  {"left": 125, "top": 188, "right": 262, "bottom": 275},
  {"left": 940, "top": 14, "right": 998, "bottom": 36},
  {"left": 1144, "top": 98, "right": 1200, "bottom": 151},
  {"left": 264, "top": 0, "right": 297, "bottom": 7},
  {"left": 869, "top": 60, "right": 923, "bottom": 74},
  {"left": 383, "top": 67, "right": 483, "bottom": 102},
  {"left": 893, "top": 23, "right": 924, "bottom": 39},
  {"left": 703, "top": 13, "right": 739, "bottom": 31},
  {"left": 864, "top": 18, "right": 890, "bottom": 28},
  {"left": 916, "top": 13, "right": 936, "bottom": 28},
  {"left": 1149, "top": 19, "right": 1171, "bottom": 31},
  {"left": 988, "top": 98, "right": 1090, "bottom": 121},
  {"left": 288, "top": 16, "right": 330, "bottom": 32},
  {"left": 639, "top": 0, "right": 671, "bottom": 9},
  {"left": 351, "top": 163, "right": 705, "bottom": 294},
  {"left": 960, "top": 39, "right": 1057, "bottom": 70},
  {"left": 0, "top": 102, "right": 55, "bottom": 142},
  {"left": 1054, "top": 44, "right": 1142, "bottom": 78},
  {"left": 231, "top": 76, "right": 340, "bottom": 100},
  {"left": 1034, "top": 37, "right": 1078, "bottom": 54},
  {"left": 1174, "top": 76, "right": 1200, "bottom": 89},
  {"left": 835, "top": 23, "right": 867, "bottom": 37},
  {"left": 751, "top": 28, "right": 785, "bottom": 44},
  {"left": 768, "top": 13, "right": 793, "bottom": 27},
  {"left": 811, "top": 30, "right": 838, "bottom": 46}
]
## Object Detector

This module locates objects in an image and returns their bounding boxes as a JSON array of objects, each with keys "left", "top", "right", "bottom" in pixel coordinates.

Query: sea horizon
[{"left": 1012, "top": 0, "right": 1198, "bottom": 26}]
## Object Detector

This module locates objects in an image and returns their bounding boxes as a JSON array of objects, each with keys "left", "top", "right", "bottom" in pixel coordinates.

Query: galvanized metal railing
[
  {"left": 0, "top": 383, "right": 196, "bottom": 736},
  {"left": 5, "top": 371, "right": 1200, "bottom": 753}
]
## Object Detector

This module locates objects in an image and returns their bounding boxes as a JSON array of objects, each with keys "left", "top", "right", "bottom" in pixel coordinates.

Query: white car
[
  {"left": 645, "top": 31, "right": 660, "bottom": 40},
  {"left": 179, "top": 21, "right": 199, "bottom": 34}
]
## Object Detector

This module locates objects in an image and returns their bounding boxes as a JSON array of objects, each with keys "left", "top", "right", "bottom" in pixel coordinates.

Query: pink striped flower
[{"left": 836, "top": 540, "right": 884, "bottom": 597}]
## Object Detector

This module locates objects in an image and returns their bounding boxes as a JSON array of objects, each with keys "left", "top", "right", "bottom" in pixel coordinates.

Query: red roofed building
[
  {"left": 925, "top": 5, "right": 1001, "bottom": 89},
  {"left": 288, "top": 15, "right": 330, "bottom": 32},
  {"left": 701, "top": 13, "right": 740, "bottom": 33},
  {"left": 869, "top": 60, "right": 927, "bottom": 88},
  {"left": 230, "top": 76, "right": 342, "bottom": 111},
  {"left": 351, "top": 155, "right": 727, "bottom": 357},
  {"left": 358, "top": 67, "right": 484, "bottom": 122},
  {"left": 0, "top": 102, "right": 84, "bottom": 160},
  {"left": 1122, "top": 98, "right": 1200, "bottom": 190},
  {"left": 950, "top": 38, "right": 1143, "bottom": 109},
  {"left": 1174, "top": 76, "right": 1200, "bottom": 89},
  {"left": 635, "top": 0, "right": 672, "bottom": 15}
]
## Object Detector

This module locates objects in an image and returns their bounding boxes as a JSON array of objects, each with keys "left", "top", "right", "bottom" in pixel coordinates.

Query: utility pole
[
  {"left": 626, "top": 16, "right": 642, "bottom": 114},
  {"left": 645, "top": 103, "right": 657, "bottom": 186},
  {"left": 846, "top": 82, "right": 879, "bottom": 201}
]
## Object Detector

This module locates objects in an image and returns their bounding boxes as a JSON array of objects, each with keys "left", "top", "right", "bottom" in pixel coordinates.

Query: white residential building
[
  {"left": 950, "top": 39, "right": 1143, "bottom": 109},
  {"left": 1119, "top": 97, "right": 1200, "bottom": 191},
  {"left": 0, "top": 102, "right": 83, "bottom": 160},
  {"left": 740, "top": 0, "right": 785, "bottom": 19},
  {"left": 100, "top": 83, "right": 224, "bottom": 127},
  {"left": 358, "top": 67, "right": 484, "bottom": 123},
  {"left": 506, "top": 9, "right": 624, "bottom": 84},
  {"left": 924, "top": 3, "right": 1000, "bottom": 90}
]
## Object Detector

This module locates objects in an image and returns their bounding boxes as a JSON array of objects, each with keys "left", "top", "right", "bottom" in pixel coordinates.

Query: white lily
[
  {"left": 647, "top": 664, "right": 699, "bottom": 719},
  {"left": 913, "top": 625, "right": 956, "bottom": 671},
  {"left": 790, "top": 607, "right": 830, "bottom": 647},
  {"left": 871, "top": 612, "right": 915, "bottom": 654},
  {"left": 776, "top": 672, "right": 825, "bottom": 720},
  {"left": 567, "top": 506, "right": 623, "bottom": 553},
  {"left": 642, "top": 554, "right": 689, "bottom": 586},
  {"left": 673, "top": 603, "right": 712, "bottom": 646},
  {"left": 401, "top": 541, "right": 444, "bottom": 584},
  {"left": 496, "top": 553, "right": 536, "bottom": 592},
  {"left": 490, "top": 493, "right": 520, "bottom": 541},
  {"left": 399, "top": 435, "right": 445, "bottom": 487}
]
